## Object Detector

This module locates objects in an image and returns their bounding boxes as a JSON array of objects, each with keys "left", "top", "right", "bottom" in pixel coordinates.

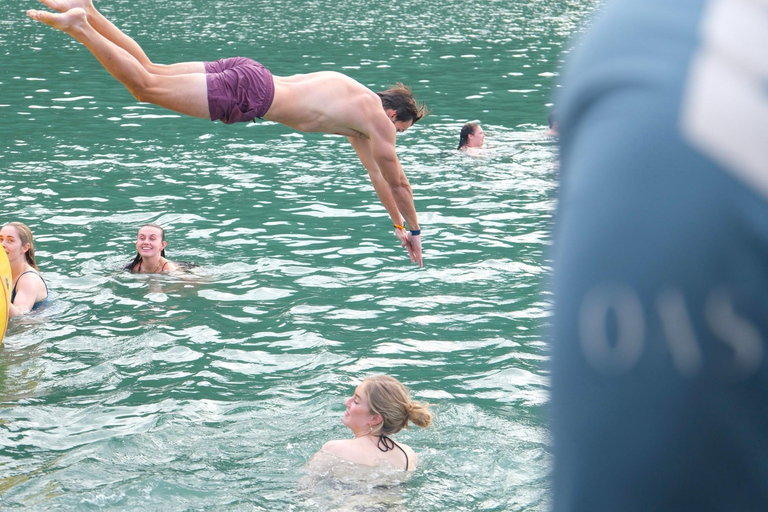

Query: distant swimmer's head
[
  {"left": 547, "top": 111, "right": 559, "bottom": 136},
  {"left": 378, "top": 83, "right": 429, "bottom": 132},
  {"left": 458, "top": 122, "right": 484, "bottom": 150},
  {"left": 1, "top": 222, "right": 39, "bottom": 270},
  {"left": 349, "top": 375, "right": 432, "bottom": 437}
]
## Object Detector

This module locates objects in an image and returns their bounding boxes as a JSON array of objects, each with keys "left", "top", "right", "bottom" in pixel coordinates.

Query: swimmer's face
[
  {"left": 343, "top": 382, "right": 380, "bottom": 432},
  {"left": 386, "top": 109, "right": 415, "bottom": 134},
  {"left": 136, "top": 226, "right": 166, "bottom": 256},
  {"left": 0, "top": 226, "right": 27, "bottom": 259},
  {"left": 467, "top": 126, "right": 485, "bottom": 148}
]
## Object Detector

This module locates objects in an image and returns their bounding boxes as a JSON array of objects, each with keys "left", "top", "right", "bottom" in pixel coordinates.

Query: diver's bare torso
[{"left": 265, "top": 71, "right": 385, "bottom": 138}]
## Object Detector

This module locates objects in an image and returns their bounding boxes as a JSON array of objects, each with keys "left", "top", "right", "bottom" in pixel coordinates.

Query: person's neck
[
  {"left": 352, "top": 428, "right": 374, "bottom": 439},
  {"left": 140, "top": 256, "right": 163, "bottom": 273},
  {"left": 10, "top": 257, "right": 30, "bottom": 279}
]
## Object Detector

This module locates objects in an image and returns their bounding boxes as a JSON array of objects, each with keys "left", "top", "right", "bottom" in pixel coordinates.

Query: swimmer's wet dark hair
[
  {"left": 377, "top": 83, "right": 429, "bottom": 124},
  {"left": 457, "top": 122, "right": 480, "bottom": 150}
]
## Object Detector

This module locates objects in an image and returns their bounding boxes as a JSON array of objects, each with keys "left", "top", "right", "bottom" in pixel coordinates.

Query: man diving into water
[{"left": 27, "top": 0, "right": 427, "bottom": 266}]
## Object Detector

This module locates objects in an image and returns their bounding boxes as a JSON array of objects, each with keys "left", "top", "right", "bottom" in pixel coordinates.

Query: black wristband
[{"left": 410, "top": 229, "right": 421, "bottom": 236}]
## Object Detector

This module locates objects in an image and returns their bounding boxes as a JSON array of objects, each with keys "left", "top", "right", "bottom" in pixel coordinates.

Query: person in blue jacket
[{"left": 551, "top": 0, "right": 768, "bottom": 510}]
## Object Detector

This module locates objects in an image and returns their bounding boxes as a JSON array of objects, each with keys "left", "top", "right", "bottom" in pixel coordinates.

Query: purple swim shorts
[{"left": 204, "top": 57, "right": 275, "bottom": 124}]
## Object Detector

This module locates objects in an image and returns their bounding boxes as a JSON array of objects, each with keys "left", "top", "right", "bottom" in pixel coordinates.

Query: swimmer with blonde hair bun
[{"left": 316, "top": 375, "right": 432, "bottom": 471}]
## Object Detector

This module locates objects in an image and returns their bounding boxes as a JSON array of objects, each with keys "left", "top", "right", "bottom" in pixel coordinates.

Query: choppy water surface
[{"left": 1, "top": 0, "right": 599, "bottom": 509}]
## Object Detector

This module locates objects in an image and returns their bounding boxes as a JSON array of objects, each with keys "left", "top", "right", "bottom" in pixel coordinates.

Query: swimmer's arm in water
[
  {"left": 9, "top": 303, "right": 26, "bottom": 318},
  {"left": 9, "top": 273, "right": 45, "bottom": 317},
  {"left": 347, "top": 135, "right": 421, "bottom": 266}
]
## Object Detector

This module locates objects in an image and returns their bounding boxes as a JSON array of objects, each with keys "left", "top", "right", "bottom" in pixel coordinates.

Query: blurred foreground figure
[{"left": 552, "top": 0, "right": 768, "bottom": 510}]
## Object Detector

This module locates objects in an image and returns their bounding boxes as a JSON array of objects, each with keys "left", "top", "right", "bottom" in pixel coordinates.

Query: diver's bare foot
[
  {"left": 37, "top": 0, "right": 92, "bottom": 14},
  {"left": 27, "top": 7, "right": 87, "bottom": 32}
]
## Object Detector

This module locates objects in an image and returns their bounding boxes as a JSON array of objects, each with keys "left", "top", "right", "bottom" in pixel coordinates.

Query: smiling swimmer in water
[{"left": 126, "top": 224, "right": 179, "bottom": 274}]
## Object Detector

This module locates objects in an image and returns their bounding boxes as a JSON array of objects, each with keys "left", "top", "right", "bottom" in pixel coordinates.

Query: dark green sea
[{"left": 1, "top": 0, "right": 599, "bottom": 509}]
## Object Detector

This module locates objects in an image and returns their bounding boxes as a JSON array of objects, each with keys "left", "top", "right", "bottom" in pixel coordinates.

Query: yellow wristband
[{"left": 394, "top": 224, "right": 406, "bottom": 230}]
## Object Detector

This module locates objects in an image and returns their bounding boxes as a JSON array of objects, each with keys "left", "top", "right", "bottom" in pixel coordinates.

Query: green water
[{"left": 1, "top": 0, "right": 598, "bottom": 509}]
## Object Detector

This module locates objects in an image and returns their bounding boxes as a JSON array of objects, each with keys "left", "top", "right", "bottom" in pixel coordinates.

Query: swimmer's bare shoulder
[
  {"left": 164, "top": 260, "right": 181, "bottom": 272},
  {"left": 400, "top": 442, "right": 418, "bottom": 468},
  {"left": 320, "top": 439, "right": 349, "bottom": 457},
  {"left": 320, "top": 439, "right": 375, "bottom": 466}
]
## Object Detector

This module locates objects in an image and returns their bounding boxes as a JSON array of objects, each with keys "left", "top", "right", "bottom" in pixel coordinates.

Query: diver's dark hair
[
  {"left": 457, "top": 122, "right": 479, "bottom": 150},
  {"left": 377, "top": 83, "right": 429, "bottom": 124},
  {"left": 125, "top": 223, "right": 167, "bottom": 272}
]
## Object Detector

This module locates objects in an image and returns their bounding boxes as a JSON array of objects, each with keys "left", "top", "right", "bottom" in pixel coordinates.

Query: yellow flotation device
[{"left": 0, "top": 249, "right": 11, "bottom": 344}]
